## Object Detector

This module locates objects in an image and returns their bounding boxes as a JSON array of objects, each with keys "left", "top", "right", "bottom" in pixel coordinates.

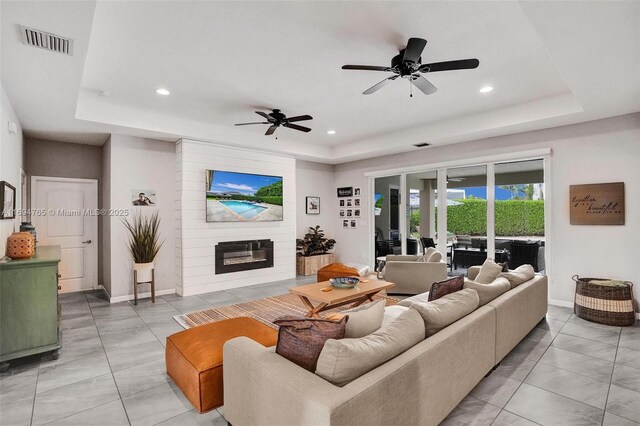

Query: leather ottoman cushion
[{"left": 166, "top": 316, "right": 278, "bottom": 413}]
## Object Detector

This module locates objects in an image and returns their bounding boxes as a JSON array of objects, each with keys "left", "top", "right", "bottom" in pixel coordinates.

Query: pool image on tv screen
[{"left": 206, "top": 170, "right": 283, "bottom": 222}]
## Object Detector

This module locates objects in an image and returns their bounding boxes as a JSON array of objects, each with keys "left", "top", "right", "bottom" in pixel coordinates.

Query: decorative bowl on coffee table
[{"left": 329, "top": 276, "right": 360, "bottom": 289}]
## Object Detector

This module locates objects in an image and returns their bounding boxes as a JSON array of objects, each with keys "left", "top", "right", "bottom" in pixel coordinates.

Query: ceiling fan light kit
[{"left": 342, "top": 37, "right": 479, "bottom": 96}]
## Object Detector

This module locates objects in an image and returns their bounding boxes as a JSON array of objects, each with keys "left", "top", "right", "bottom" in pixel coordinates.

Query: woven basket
[{"left": 573, "top": 275, "right": 636, "bottom": 326}]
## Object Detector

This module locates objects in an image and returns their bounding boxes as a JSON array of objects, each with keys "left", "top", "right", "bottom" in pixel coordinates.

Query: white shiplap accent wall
[{"left": 176, "top": 139, "right": 296, "bottom": 296}]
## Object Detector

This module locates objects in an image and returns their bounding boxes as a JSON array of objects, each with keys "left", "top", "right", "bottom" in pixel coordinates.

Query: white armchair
[{"left": 382, "top": 255, "right": 448, "bottom": 295}]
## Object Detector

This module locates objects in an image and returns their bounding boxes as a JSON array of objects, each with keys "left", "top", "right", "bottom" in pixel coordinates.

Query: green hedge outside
[{"left": 424, "top": 199, "right": 544, "bottom": 236}]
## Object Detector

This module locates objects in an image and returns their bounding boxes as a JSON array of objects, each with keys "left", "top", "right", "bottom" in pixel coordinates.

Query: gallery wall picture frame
[
  {"left": 339, "top": 210, "right": 345, "bottom": 217},
  {"left": 342, "top": 219, "right": 349, "bottom": 228},
  {"left": 337, "top": 187, "right": 353, "bottom": 197},
  {"left": 339, "top": 199, "right": 345, "bottom": 207},
  {"left": 354, "top": 209, "right": 361, "bottom": 217},
  {"left": 354, "top": 198, "right": 361, "bottom": 207},
  {"left": 306, "top": 196, "right": 320, "bottom": 214},
  {"left": 346, "top": 209, "right": 353, "bottom": 217},
  {"left": 0, "top": 181, "right": 16, "bottom": 220},
  {"left": 346, "top": 199, "right": 353, "bottom": 207},
  {"left": 350, "top": 220, "right": 357, "bottom": 228},
  {"left": 354, "top": 187, "right": 361, "bottom": 196},
  {"left": 570, "top": 182, "right": 625, "bottom": 225}
]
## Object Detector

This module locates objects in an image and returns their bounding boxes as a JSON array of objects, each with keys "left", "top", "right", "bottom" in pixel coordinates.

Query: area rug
[{"left": 173, "top": 292, "right": 400, "bottom": 330}]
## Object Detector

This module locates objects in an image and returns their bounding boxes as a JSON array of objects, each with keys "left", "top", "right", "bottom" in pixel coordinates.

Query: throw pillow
[
  {"left": 428, "top": 275, "right": 464, "bottom": 301},
  {"left": 499, "top": 264, "right": 535, "bottom": 288},
  {"left": 381, "top": 305, "right": 410, "bottom": 327},
  {"left": 475, "top": 259, "right": 504, "bottom": 284},
  {"left": 273, "top": 316, "right": 347, "bottom": 372},
  {"left": 340, "top": 299, "right": 386, "bottom": 338},
  {"left": 410, "top": 288, "right": 480, "bottom": 337},
  {"left": 463, "top": 277, "right": 511, "bottom": 306},
  {"left": 428, "top": 251, "right": 443, "bottom": 262},
  {"left": 315, "top": 309, "right": 425, "bottom": 386},
  {"left": 422, "top": 247, "right": 437, "bottom": 262}
]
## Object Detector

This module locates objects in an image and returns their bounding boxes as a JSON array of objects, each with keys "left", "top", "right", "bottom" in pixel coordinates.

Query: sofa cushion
[
  {"left": 463, "top": 277, "right": 511, "bottom": 306},
  {"left": 475, "top": 259, "right": 504, "bottom": 284},
  {"left": 410, "top": 288, "right": 480, "bottom": 337},
  {"left": 499, "top": 264, "right": 535, "bottom": 288},
  {"left": 273, "top": 316, "right": 347, "bottom": 371},
  {"left": 428, "top": 251, "right": 443, "bottom": 262},
  {"left": 381, "top": 305, "right": 409, "bottom": 327},
  {"left": 422, "top": 247, "right": 437, "bottom": 262},
  {"left": 428, "top": 275, "right": 464, "bottom": 301},
  {"left": 341, "top": 299, "right": 385, "bottom": 338},
  {"left": 396, "top": 291, "right": 431, "bottom": 308},
  {"left": 315, "top": 309, "right": 425, "bottom": 386}
]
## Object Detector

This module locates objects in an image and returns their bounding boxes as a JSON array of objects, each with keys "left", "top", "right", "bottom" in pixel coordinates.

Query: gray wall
[{"left": 24, "top": 138, "right": 105, "bottom": 287}]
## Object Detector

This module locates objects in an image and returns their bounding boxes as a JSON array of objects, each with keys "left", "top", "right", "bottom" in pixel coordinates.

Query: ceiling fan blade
[
  {"left": 265, "top": 125, "right": 278, "bottom": 136},
  {"left": 235, "top": 122, "right": 269, "bottom": 126},
  {"left": 419, "top": 58, "right": 479, "bottom": 73},
  {"left": 255, "top": 111, "right": 273, "bottom": 121},
  {"left": 363, "top": 75, "right": 399, "bottom": 95},
  {"left": 403, "top": 38, "right": 427, "bottom": 64},
  {"left": 283, "top": 123, "right": 311, "bottom": 133},
  {"left": 342, "top": 65, "right": 392, "bottom": 72},
  {"left": 411, "top": 75, "right": 438, "bottom": 95},
  {"left": 285, "top": 114, "right": 313, "bottom": 123}
]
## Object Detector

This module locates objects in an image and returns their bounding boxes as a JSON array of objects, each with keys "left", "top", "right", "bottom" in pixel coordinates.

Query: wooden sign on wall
[{"left": 570, "top": 182, "right": 625, "bottom": 225}]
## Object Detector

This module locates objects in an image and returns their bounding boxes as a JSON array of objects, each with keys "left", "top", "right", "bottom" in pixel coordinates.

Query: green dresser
[{"left": 0, "top": 245, "right": 61, "bottom": 371}]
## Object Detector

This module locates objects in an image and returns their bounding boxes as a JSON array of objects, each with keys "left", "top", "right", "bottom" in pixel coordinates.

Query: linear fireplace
[{"left": 215, "top": 239, "right": 274, "bottom": 274}]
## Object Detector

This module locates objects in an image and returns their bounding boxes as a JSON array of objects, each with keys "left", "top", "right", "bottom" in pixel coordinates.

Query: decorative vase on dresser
[{"left": 0, "top": 245, "right": 62, "bottom": 372}]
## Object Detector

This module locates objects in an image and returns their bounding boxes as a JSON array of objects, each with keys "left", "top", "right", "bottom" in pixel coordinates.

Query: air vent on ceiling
[
  {"left": 19, "top": 25, "right": 73, "bottom": 56},
  {"left": 413, "top": 142, "right": 431, "bottom": 148}
]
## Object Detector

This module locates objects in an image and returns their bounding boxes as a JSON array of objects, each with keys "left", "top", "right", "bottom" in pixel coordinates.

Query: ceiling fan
[
  {"left": 235, "top": 109, "right": 313, "bottom": 136},
  {"left": 342, "top": 37, "right": 479, "bottom": 96}
]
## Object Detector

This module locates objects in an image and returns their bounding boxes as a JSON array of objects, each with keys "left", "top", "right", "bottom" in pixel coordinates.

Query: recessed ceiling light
[
  {"left": 156, "top": 88, "right": 170, "bottom": 96},
  {"left": 479, "top": 86, "right": 493, "bottom": 93},
  {"left": 327, "top": 130, "right": 336, "bottom": 135}
]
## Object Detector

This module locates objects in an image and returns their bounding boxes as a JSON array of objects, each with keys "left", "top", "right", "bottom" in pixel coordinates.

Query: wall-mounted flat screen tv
[{"left": 206, "top": 170, "right": 283, "bottom": 222}]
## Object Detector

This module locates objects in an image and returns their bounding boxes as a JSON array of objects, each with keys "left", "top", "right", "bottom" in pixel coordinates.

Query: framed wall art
[
  {"left": 306, "top": 196, "right": 320, "bottom": 214},
  {"left": 0, "top": 181, "right": 16, "bottom": 220},
  {"left": 570, "top": 182, "right": 625, "bottom": 225}
]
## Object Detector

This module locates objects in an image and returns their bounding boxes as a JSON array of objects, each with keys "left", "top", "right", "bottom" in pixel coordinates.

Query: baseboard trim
[
  {"left": 548, "top": 299, "right": 573, "bottom": 309},
  {"left": 109, "top": 288, "right": 176, "bottom": 304}
]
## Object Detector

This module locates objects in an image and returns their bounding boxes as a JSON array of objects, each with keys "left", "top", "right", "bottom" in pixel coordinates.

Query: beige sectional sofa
[{"left": 223, "top": 271, "right": 548, "bottom": 426}]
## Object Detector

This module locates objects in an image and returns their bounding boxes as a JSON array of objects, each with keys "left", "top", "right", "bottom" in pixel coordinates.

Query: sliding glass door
[
  {"left": 369, "top": 155, "right": 547, "bottom": 275},
  {"left": 494, "top": 159, "right": 545, "bottom": 272},
  {"left": 447, "top": 165, "right": 487, "bottom": 274}
]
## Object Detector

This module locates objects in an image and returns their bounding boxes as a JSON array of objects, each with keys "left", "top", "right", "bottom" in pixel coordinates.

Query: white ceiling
[{"left": 2, "top": 1, "right": 639, "bottom": 163}]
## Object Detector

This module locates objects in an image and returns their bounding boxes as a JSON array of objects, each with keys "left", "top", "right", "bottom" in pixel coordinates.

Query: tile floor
[{"left": 1, "top": 276, "right": 639, "bottom": 426}]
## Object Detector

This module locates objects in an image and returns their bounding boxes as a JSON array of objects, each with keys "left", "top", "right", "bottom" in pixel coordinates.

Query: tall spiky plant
[{"left": 122, "top": 211, "right": 164, "bottom": 263}]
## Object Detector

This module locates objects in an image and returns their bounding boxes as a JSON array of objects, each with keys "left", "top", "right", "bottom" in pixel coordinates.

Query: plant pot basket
[
  {"left": 573, "top": 276, "right": 635, "bottom": 326},
  {"left": 296, "top": 253, "right": 335, "bottom": 276}
]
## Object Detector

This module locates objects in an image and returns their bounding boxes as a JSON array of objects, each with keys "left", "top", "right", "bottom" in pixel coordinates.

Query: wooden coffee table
[{"left": 289, "top": 278, "right": 395, "bottom": 318}]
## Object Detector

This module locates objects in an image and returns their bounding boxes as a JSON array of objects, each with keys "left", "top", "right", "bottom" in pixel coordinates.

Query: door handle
[{"left": 82, "top": 240, "right": 92, "bottom": 244}]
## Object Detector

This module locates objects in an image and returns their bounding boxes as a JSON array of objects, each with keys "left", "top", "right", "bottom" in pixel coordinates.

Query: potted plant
[
  {"left": 123, "top": 211, "right": 164, "bottom": 284},
  {"left": 296, "top": 225, "right": 336, "bottom": 276}
]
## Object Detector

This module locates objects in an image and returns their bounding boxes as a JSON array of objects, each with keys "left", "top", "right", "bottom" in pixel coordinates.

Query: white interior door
[{"left": 31, "top": 177, "right": 98, "bottom": 293}]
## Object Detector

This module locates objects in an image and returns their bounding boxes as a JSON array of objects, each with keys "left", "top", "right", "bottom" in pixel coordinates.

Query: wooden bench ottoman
[{"left": 166, "top": 316, "right": 278, "bottom": 413}]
